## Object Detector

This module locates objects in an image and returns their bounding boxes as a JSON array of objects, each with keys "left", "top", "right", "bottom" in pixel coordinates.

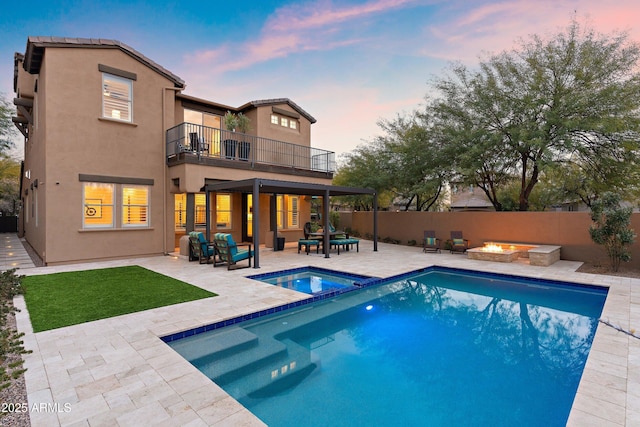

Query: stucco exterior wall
[
  {"left": 15, "top": 38, "right": 331, "bottom": 265},
  {"left": 344, "top": 211, "right": 640, "bottom": 268},
  {"left": 252, "top": 104, "right": 311, "bottom": 147},
  {"left": 20, "top": 57, "right": 48, "bottom": 257},
  {"left": 26, "top": 47, "right": 178, "bottom": 264}
]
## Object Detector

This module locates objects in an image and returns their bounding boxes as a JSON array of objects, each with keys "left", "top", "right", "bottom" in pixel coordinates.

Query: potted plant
[
  {"left": 223, "top": 111, "right": 238, "bottom": 159},
  {"left": 223, "top": 111, "right": 238, "bottom": 131},
  {"left": 236, "top": 112, "right": 251, "bottom": 133},
  {"left": 236, "top": 113, "right": 251, "bottom": 161}
]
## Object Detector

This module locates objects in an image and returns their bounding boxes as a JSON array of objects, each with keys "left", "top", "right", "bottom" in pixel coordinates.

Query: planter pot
[{"left": 223, "top": 139, "right": 237, "bottom": 159}]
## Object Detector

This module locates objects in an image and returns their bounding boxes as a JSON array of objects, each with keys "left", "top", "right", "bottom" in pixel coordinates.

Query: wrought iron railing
[{"left": 166, "top": 123, "right": 336, "bottom": 173}]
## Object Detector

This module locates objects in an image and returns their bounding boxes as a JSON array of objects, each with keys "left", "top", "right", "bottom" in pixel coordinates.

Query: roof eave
[{"left": 22, "top": 36, "right": 185, "bottom": 89}]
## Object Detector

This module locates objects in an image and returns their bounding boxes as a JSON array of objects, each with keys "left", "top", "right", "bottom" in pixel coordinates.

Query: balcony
[{"left": 166, "top": 123, "right": 336, "bottom": 175}]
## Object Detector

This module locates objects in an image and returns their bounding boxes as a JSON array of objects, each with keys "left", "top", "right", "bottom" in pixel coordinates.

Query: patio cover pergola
[{"left": 202, "top": 178, "right": 378, "bottom": 268}]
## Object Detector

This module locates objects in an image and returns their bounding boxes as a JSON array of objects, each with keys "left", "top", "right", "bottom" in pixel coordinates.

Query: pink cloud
[
  {"left": 265, "top": 0, "right": 417, "bottom": 32},
  {"left": 185, "top": 0, "right": 421, "bottom": 74},
  {"left": 423, "top": 1, "right": 640, "bottom": 64}
]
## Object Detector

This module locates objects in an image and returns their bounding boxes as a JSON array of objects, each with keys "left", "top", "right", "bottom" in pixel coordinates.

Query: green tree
[
  {"left": 431, "top": 19, "right": 640, "bottom": 211},
  {"left": 0, "top": 157, "right": 21, "bottom": 216},
  {"left": 333, "top": 140, "right": 394, "bottom": 211},
  {"left": 377, "top": 112, "right": 449, "bottom": 211},
  {"left": 335, "top": 112, "right": 449, "bottom": 211},
  {"left": 589, "top": 192, "right": 635, "bottom": 272},
  {"left": 0, "top": 94, "right": 16, "bottom": 153}
]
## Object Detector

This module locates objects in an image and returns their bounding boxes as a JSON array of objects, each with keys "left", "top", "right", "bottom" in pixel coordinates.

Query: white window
[
  {"left": 288, "top": 196, "right": 299, "bottom": 227},
  {"left": 122, "top": 186, "right": 149, "bottom": 227},
  {"left": 280, "top": 117, "right": 288, "bottom": 127},
  {"left": 271, "top": 114, "right": 279, "bottom": 125},
  {"left": 276, "top": 195, "right": 299, "bottom": 229},
  {"left": 276, "top": 196, "right": 284, "bottom": 228},
  {"left": 102, "top": 73, "right": 132, "bottom": 122},
  {"left": 175, "top": 194, "right": 187, "bottom": 229},
  {"left": 195, "top": 193, "right": 208, "bottom": 227},
  {"left": 174, "top": 193, "right": 212, "bottom": 229},
  {"left": 216, "top": 194, "right": 232, "bottom": 229},
  {"left": 289, "top": 120, "right": 297, "bottom": 129},
  {"left": 84, "top": 183, "right": 115, "bottom": 228},
  {"left": 84, "top": 182, "right": 150, "bottom": 229}
]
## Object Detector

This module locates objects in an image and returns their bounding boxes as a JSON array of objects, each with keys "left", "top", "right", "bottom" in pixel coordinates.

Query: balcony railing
[{"left": 166, "top": 122, "right": 336, "bottom": 173}]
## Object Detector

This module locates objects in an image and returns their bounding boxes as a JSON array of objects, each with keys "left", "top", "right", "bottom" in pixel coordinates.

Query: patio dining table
[{"left": 308, "top": 231, "right": 350, "bottom": 253}]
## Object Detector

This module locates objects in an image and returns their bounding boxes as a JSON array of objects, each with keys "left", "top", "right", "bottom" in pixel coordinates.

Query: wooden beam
[
  {"left": 13, "top": 97, "right": 33, "bottom": 108},
  {"left": 12, "top": 121, "right": 28, "bottom": 138},
  {"left": 17, "top": 105, "right": 32, "bottom": 124}
]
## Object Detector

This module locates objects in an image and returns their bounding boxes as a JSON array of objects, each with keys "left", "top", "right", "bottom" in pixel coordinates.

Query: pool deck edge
[{"left": 12, "top": 240, "right": 640, "bottom": 427}]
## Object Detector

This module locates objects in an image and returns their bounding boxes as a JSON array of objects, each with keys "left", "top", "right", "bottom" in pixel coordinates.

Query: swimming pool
[
  {"left": 247, "top": 266, "right": 372, "bottom": 295},
  {"left": 165, "top": 266, "right": 607, "bottom": 426}
]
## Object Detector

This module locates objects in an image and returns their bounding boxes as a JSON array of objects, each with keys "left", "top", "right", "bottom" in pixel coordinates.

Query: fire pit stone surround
[{"left": 467, "top": 242, "right": 561, "bottom": 266}]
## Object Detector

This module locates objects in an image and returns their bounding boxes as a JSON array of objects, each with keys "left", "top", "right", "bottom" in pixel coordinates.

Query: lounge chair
[
  {"left": 423, "top": 230, "right": 441, "bottom": 253},
  {"left": 450, "top": 231, "right": 469, "bottom": 254},
  {"left": 188, "top": 231, "right": 216, "bottom": 264},
  {"left": 213, "top": 233, "right": 253, "bottom": 269}
]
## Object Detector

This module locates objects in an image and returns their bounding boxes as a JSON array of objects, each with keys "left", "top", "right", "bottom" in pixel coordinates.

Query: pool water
[
  {"left": 167, "top": 267, "right": 607, "bottom": 427},
  {"left": 248, "top": 267, "right": 371, "bottom": 295}
]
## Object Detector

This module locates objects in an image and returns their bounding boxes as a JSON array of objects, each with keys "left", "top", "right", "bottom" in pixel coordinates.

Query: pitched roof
[
  {"left": 240, "top": 98, "right": 317, "bottom": 124},
  {"left": 22, "top": 36, "right": 185, "bottom": 88}
]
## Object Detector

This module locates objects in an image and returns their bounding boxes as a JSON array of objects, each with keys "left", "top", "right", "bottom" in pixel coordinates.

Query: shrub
[
  {"left": 0, "top": 269, "right": 30, "bottom": 397},
  {"left": 589, "top": 192, "right": 635, "bottom": 272},
  {"left": 329, "top": 211, "right": 341, "bottom": 229}
]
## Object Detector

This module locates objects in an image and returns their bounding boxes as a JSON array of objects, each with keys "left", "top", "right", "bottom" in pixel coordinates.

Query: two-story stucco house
[{"left": 12, "top": 36, "right": 357, "bottom": 266}]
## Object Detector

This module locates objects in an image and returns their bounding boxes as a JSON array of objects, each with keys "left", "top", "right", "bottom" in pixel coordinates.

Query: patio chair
[
  {"left": 423, "top": 230, "right": 441, "bottom": 253},
  {"left": 303, "top": 222, "right": 313, "bottom": 239},
  {"left": 213, "top": 233, "right": 253, "bottom": 270},
  {"left": 189, "top": 231, "right": 216, "bottom": 264},
  {"left": 328, "top": 222, "right": 347, "bottom": 239},
  {"left": 449, "top": 231, "right": 469, "bottom": 254}
]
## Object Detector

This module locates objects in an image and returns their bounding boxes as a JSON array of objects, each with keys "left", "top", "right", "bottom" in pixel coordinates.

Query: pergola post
[
  {"left": 205, "top": 190, "right": 211, "bottom": 241},
  {"left": 270, "top": 194, "right": 278, "bottom": 250},
  {"left": 253, "top": 179, "right": 260, "bottom": 268},
  {"left": 186, "top": 193, "right": 195, "bottom": 233},
  {"left": 373, "top": 192, "right": 378, "bottom": 251},
  {"left": 324, "top": 188, "right": 330, "bottom": 258},
  {"left": 202, "top": 178, "right": 376, "bottom": 266}
]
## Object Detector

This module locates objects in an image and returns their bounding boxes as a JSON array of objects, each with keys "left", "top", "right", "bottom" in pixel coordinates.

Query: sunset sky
[{"left": 2, "top": 0, "right": 640, "bottom": 160}]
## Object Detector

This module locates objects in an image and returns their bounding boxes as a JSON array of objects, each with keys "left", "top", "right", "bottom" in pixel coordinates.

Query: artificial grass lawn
[{"left": 22, "top": 265, "right": 216, "bottom": 332}]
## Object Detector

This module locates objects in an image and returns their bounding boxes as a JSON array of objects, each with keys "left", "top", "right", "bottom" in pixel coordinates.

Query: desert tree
[{"left": 430, "top": 19, "right": 640, "bottom": 210}]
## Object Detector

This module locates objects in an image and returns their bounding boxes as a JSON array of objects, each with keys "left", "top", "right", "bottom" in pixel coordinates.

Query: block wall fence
[{"left": 338, "top": 211, "right": 640, "bottom": 269}]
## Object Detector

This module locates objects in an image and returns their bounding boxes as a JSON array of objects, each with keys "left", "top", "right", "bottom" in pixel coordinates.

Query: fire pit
[{"left": 467, "top": 243, "right": 520, "bottom": 263}]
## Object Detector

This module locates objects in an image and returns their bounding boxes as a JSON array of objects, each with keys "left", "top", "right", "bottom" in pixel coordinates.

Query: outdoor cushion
[
  {"left": 298, "top": 238, "right": 321, "bottom": 254},
  {"left": 214, "top": 233, "right": 253, "bottom": 269},
  {"left": 453, "top": 238, "right": 465, "bottom": 246},
  {"left": 425, "top": 237, "right": 436, "bottom": 245}
]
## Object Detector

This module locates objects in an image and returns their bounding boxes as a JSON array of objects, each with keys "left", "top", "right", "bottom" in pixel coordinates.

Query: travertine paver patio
[{"left": 6, "top": 237, "right": 640, "bottom": 426}]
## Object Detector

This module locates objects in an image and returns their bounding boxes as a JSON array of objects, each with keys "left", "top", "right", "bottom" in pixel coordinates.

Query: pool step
[
  {"left": 196, "top": 336, "right": 288, "bottom": 385},
  {"left": 169, "top": 327, "right": 258, "bottom": 363},
  {"left": 225, "top": 339, "right": 318, "bottom": 403},
  {"left": 169, "top": 284, "right": 401, "bottom": 403}
]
